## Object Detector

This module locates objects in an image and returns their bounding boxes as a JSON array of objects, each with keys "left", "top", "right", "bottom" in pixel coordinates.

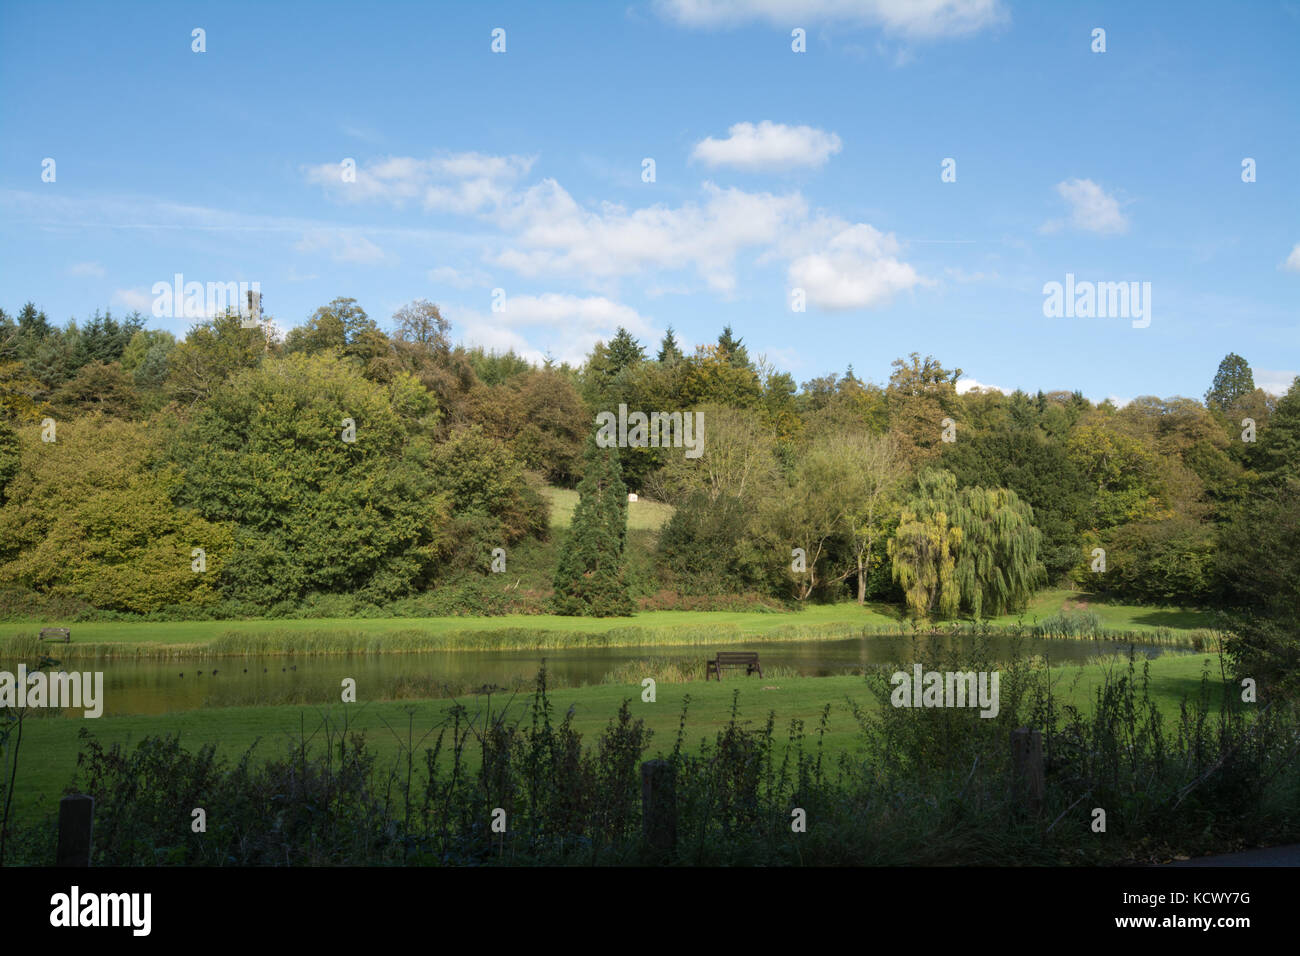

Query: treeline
[{"left": 0, "top": 297, "right": 1298, "bottom": 684}]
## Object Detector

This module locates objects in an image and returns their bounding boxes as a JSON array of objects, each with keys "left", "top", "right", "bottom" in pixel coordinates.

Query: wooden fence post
[
  {"left": 641, "top": 759, "right": 677, "bottom": 857},
  {"left": 1010, "top": 728, "right": 1044, "bottom": 816},
  {"left": 56, "top": 794, "right": 94, "bottom": 866}
]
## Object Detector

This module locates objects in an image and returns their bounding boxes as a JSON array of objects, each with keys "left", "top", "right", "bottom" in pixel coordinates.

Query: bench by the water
[
  {"left": 706, "top": 651, "right": 761, "bottom": 681},
  {"left": 39, "top": 627, "right": 71, "bottom": 643}
]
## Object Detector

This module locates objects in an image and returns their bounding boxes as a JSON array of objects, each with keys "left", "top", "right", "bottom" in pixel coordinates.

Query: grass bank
[{"left": 0, "top": 590, "right": 1226, "bottom": 660}]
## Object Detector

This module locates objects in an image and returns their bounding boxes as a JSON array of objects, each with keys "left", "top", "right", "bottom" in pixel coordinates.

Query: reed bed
[{"left": 0, "top": 616, "right": 1228, "bottom": 663}]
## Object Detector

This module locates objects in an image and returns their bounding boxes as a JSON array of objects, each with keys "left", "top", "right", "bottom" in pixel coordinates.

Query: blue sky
[{"left": 1, "top": 0, "right": 1297, "bottom": 403}]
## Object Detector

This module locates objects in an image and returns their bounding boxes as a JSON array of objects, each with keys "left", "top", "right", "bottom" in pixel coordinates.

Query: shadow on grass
[{"left": 1131, "top": 609, "right": 1216, "bottom": 629}]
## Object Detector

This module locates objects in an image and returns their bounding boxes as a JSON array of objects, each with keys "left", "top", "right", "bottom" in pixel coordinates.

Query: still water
[{"left": 9, "top": 634, "right": 1187, "bottom": 717}]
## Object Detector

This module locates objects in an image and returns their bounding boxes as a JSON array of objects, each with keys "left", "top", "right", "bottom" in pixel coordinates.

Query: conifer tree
[
  {"left": 657, "top": 326, "right": 684, "bottom": 365},
  {"left": 552, "top": 436, "right": 633, "bottom": 616}
]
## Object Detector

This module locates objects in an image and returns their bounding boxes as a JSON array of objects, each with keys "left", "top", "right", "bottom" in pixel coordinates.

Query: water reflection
[{"left": 6, "top": 634, "right": 1189, "bottom": 718}]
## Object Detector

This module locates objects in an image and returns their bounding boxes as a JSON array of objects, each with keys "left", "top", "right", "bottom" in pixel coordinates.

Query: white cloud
[
  {"left": 490, "top": 179, "right": 809, "bottom": 293},
  {"left": 295, "top": 229, "right": 388, "bottom": 264},
  {"left": 691, "top": 121, "right": 842, "bottom": 171},
  {"left": 447, "top": 293, "right": 656, "bottom": 366},
  {"left": 1257, "top": 369, "right": 1299, "bottom": 397},
  {"left": 112, "top": 288, "right": 153, "bottom": 311},
  {"left": 1045, "top": 179, "right": 1128, "bottom": 236},
  {"left": 1282, "top": 242, "right": 1300, "bottom": 272},
  {"left": 787, "top": 223, "right": 924, "bottom": 309},
  {"left": 301, "top": 156, "right": 923, "bottom": 305},
  {"left": 303, "top": 152, "right": 535, "bottom": 215},
  {"left": 956, "top": 377, "right": 1009, "bottom": 395},
  {"left": 68, "top": 261, "right": 106, "bottom": 278},
  {"left": 657, "top": 0, "right": 1007, "bottom": 39}
]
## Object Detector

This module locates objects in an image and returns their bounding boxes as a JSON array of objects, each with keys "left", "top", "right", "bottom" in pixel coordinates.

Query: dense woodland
[{"left": 0, "top": 297, "right": 1297, "bottom": 687}]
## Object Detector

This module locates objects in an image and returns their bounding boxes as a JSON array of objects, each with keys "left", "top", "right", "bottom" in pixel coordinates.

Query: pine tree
[
  {"left": 657, "top": 326, "right": 684, "bottom": 365},
  {"left": 552, "top": 436, "right": 633, "bottom": 616},
  {"left": 715, "top": 325, "right": 750, "bottom": 369},
  {"left": 606, "top": 327, "right": 645, "bottom": 373},
  {"left": 1205, "top": 353, "right": 1255, "bottom": 412}
]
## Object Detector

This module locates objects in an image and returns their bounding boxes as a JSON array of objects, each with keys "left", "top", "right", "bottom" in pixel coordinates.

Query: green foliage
[
  {"left": 1205, "top": 352, "right": 1255, "bottom": 412},
  {"left": 51, "top": 361, "right": 140, "bottom": 418},
  {"left": 657, "top": 492, "right": 776, "bottom": 597},
  {"left": 171, "top": 352, "right": 452, "bottom": 606},
  {"left": 552, "top": 438, "right": 633, "bottom": 616},
  {"left": 1216, "top": 482, "right": 1300, "bottom": 695},
  {"left": 889, "top": 471, "right": 962, "bottom": 618},
  {"left": 1066, "top": 422, "right": 1164, "bottom": 527},
  {"left": 466, "top": 347, "right": 531, "bottom": 386},
  {"left": 885, "top": 352, "right": 961, "bottom": 466},
  {"left": 1096, "top": 517, "right": 1216, "bottom": 605},
  {"left": 942, "top": 425, "right": 1087, "bottom": 580},
  {"left": 0, "top": 420, "right": 18, "bottom": 504},
  {"left": 120, "top": 328, "right": 177, "bottom": 388},
  {"left": 165, "top": 311, "right": 270, "bottom": 405},
  {"left": 474, "top": 370, "right": 588, "bottom": 486},
  {"left": 1257, "top": 377, "right": 1300, "bottom": 486},
  {"left": 0, "top": 416, "right": 234, "bottom": 612},
  {"left": 428, "top": 424, "right": 548, "bottom": 543},
  {"left": 890, "top": 469, "right": 1043, "bottom": 618}
]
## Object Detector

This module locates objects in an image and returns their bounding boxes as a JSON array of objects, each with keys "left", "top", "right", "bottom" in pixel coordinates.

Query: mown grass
[
  {"left": 541, "top": 486, "right": 674, "bottom": 532},
  {"left": 2, "top": 651, "right": 1228, "bottom": 827},
  {"left": 0, "top": 590, "right": 1225, "bottom": 660},
  {"left": 0, "top": 605, "right": 900, "bottom": 657}
]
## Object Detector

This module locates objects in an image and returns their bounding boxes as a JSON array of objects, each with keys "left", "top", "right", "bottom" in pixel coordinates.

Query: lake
[{"left": 4, "top": 633, "right": 1187, "bottom": 717}]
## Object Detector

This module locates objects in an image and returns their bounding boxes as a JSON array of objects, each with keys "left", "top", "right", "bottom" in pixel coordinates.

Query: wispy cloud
[
  {"left": 295, "top": 229, "right": 389, "bottom": 264},
  {"left": 68, "top": 261, "right": 106, "bottom": 278},
  {"left": 657, "top": 0, "right": 1008, "bottom": 39},
  {"left": 112, "top": 288, "right": 153, "bottom": 312},
  {"left": 1042, "top": 178, "right": 1129, "bottom": 236},
  {"left": 1282, "top": 242, "right": 1300, "bottom": 272},
  {"left": 429, "top": 265, "right": 492, "bottom": 289},
  {"left": 303, "top": 152, "right": 536, "bottom": 214}
]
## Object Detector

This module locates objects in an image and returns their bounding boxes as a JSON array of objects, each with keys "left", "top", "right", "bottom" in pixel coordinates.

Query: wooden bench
[
  {"left": 39, "top": 627, "right": 71, "bottom": 643},
  {"left": 706, "top": 651, "right": 761, "bottom": 681}
]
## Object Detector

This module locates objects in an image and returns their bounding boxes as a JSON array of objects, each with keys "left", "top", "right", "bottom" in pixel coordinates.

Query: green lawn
[
  {"left": 1, "top": 603, "right": 896, "bottom": 646},
  {"left": 4, "top": 651, "right": 1227, "bottom": 826},
  {"left": 541, "top": 485, "right": 674, "bottom": 531},
  {"left": 0, "top": 590, "right": 1222, "bottom": 656},
  {"left": 984, "top": 589, "right": 1221, "bottom": 631}
]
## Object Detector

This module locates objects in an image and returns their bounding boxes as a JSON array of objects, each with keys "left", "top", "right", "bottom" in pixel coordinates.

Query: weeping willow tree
[
  {"left": 890, "top": 469, "right": 1044, "bottom": 619},
  {"left": 889, "top": 470, "right": 963, "bottom": 617},
  {"left": 954, "top": 485, "right": 1044, "bottom": 617}
]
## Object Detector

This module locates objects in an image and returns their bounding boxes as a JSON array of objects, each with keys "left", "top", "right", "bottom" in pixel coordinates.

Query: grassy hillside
[{"left": 541, "top": 485, "right": 675, "bottom": 531}]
